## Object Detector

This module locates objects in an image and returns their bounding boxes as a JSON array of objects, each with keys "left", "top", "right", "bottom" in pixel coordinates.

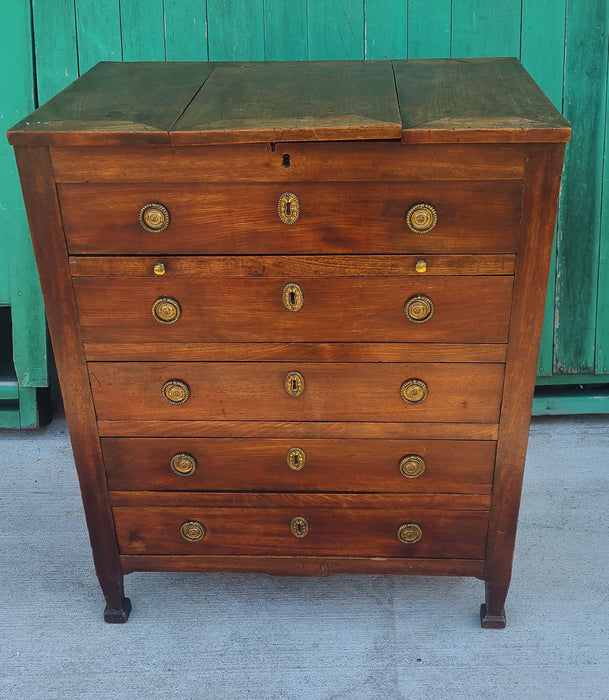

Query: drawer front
[
  {"left": 103, "top": 437, "right": 496, "bottom": 493},
  {"left": 89, "top": 361, "right": 504, "bottom": 423},
  {"left": 113, "top": 505, "right": 489, "bottom": 558},
  {"left": 59, "top": 180, "right": 522, "bottom": 254},
  {"left": 74, "top": 275, "right": 513, "bottom": 345}
]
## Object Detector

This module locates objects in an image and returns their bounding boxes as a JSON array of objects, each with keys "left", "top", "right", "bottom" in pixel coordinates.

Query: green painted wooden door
[{"left": 3, "top": 0, "right": 609, "bottom": 421}]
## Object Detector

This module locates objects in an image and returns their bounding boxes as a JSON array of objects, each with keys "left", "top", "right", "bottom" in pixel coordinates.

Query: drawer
[
  {"left": 58, "top": 180, "right": 522, "bottom": 254},
  {"left": 74, "top": 275, "right": 514, "bottom": 345},
  {"left": 113, "top": 504, "right": 489, "bottom": 558},
  {"left": 89, "top": 361, "right": 504, "bottom": 423},
  {"left": 103, "top": 437, "right": 496, "bottom": 493}
]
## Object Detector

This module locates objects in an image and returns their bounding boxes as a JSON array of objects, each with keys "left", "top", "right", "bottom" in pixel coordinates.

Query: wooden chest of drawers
[{"left": 9, "top": 59, "right": 570, "bottom": 626}]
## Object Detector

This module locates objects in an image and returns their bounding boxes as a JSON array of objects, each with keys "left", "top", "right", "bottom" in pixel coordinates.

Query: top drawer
[{"left": 58, "top": 180, "right": 522, "bottom": 255}]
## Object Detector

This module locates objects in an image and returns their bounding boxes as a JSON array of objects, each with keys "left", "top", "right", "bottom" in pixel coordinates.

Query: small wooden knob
[
  {"left": 400, "top": 379, "right": 428, "bottom": 404},
  {"left": 162, "top": 379, "right": 190, "bottom": 405},
  {"left": 171, "top": 453, "right": 197, "bottom": 476},
  {"left": 140, "top": 202, "right": 169, "bottom": 232},
  {"left": 152, "top": 297, "right": 181, "bottom": 324},
  {"left": 399, "top": 454, "right": 426, "bottom": 478},
  {"left": 180, "top": 520, "right": 205, "bottom": 541},
  {"left": 404, "top": 295, "right": 434, "bottom": 323},
  {"left": 397, "top": 522, "right": 422, "bottom": 544},
  {"left": 406, "top": 203, "right": 437, "bottom": 233}
]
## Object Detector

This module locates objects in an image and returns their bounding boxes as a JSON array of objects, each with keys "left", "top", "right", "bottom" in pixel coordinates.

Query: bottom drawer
[{"left": 113, "top": 505, "right": 489, "bottom": 559}]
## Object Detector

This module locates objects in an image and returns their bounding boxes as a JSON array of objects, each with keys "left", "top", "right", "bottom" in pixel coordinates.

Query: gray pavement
[{"left": 1, "top": 414, "right": 608, "bottom": 699}]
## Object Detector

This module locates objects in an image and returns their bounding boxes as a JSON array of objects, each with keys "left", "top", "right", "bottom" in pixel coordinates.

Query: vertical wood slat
[
  {"left": 364, "top": 0, "right": 408, "bottom": 60},
  {"left": 164, "top": 0, "right": 208, "bottom": 61},
  {"left": 520, "top": 0, "right": 567, "bottom": 377},
  {"left": 407, "top": 0, "right": 451, "bottom": 59},
  {"left": 307, "top": 1, "right": 364, "bottom": 60},
  {"left": 554, "top": 0, "right": 609, "bottom": 374},
  {"left": 207, "top": 0, "right": 264, "bottom": 61},
  {"left": 596, "top": 46, "right": 609, "bottom": 375},
  {"left": 451, "top": 0, "right": 521, "bottom": 57},
  {"left": 120, "top": 0, "right": 165, "bottom": 61},
  {"left": 75, "top": 0, "right": 122, "bottom": 72},
  {"left": 264, "top": 0, "right": 307, "bottom": 60}
]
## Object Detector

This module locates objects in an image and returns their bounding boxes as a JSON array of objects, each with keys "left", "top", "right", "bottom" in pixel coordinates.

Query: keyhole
[
  {"left": 292, "top": 452, "right": 300, "bottom": 467},
  {"left": 285, "top": 198, "right": 292, "bottom": 216},
  {"left": 282, "top": 153, "right": 291, "bottom": 167},
  {"left": 289, "top": 289, "right": 296, "bottom": 306},
  {"left": 291, "top": 377, "right": 298, "bottom": 392},
  {"left": 296, "top": 521, "right": 304, "bottom": 535}
]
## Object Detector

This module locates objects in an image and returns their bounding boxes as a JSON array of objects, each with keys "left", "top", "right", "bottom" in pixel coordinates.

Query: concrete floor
[{"left": 1, "top": 414, "right": 608, "bottom": 699}]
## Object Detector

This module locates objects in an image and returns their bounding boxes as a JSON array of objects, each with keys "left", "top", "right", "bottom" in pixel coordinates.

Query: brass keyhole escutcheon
[
  {"left": 278, "top": 192, "right": 300, "bottom": 224},
  {"left": 406, "top": 203, "right": 437, "bottom": 233},
  {"left": 139, "top": 202, "right": 170, "bottom": 232},
  {"left": 285, "top": 371, "right": 305, "bottom": 397},
  {"left": 404, "top": 295, "right": 434, "bottom": 324},
  {"left": 400, "top": 378, "right": 428, "bottom": 404},
  {"left": 290, "top": 516, "right": 309, "bottom": 538},
  {"left": 181, "top": 520, "right": 205, "bottom": 541},
  {"left": 397, "top": 522, "right": 422, "bottom": 544},
  {"left": 287, "top": 447, "right": 306, "bottom": 471},
  {"left": 152, "top": 296, "right": 181, "bottom": 324},
  {"left": 283, "top": 283, "right": 304, "bottom": 312},
  {"left": 399, "top": 454, "right": 426, "bottom": 478},
  {"left": 162, "top": 379, "right": 190, "bottom": 405},
  {"left": 171, "top": 452, "right": 197, "bottom": 476}
]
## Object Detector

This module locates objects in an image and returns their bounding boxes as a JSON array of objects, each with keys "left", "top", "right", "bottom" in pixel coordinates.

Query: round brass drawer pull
[
  {"left": 287, "top": 446, "right": 306, "bottom": 471},
  {"left": 400, "top": 378, "right": 428, "bottom": 404},
  {"left": 404, "top": 295, "right": 434, "bottom": 324},
  {"left": 290, "top": 516, "right": 309, "bottom": 538},
  {"left": 153, "top": 262, "right": 166, "bottom": 276},
  {"left": 171, "top": 452, "right": 197, "bottom": 476},
  {"left": 283, "top": 283, "right": 304, "bottom": 311},
  {"left": 180, "top": 520, "right": 205, "bottom": 541},
  {"left": 162, "top": 379, "right": 190, "bottom": 405},
  {"left": 399, "top": 454, "right": 426, "bottom": 478},
  {"left": 397, "top": 522, "right": 423, "bottom": 544},
  {"left": 278, "top": 192, "right": 300, "bottom": 224},
  {"left": 415, "top": 259, "right": 428, "bottom": 274},
  {"left": 285, "top": 371, "right": 305, "bottom": 397},
  {"left": 406, "top": 203, "right": 437, "bottom": 233},
  {"left": 152, "top": 296, "right": 181, "bottom": 324},
  {"left": 139, "top": 202, "right": 170, "bottom": 232}
]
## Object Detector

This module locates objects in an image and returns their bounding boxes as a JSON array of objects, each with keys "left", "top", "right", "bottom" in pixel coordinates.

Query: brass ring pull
[
  {"left": 399, "top": 454, "right": 426, "bottom": 478},
  {"left": 139, "top": 202, "right": 170, "bottom": 232},
  {"left": 285, "top": 371, "right": 305, "bottom": 397},
  {"left": 162, "top": 379, "right": 190, "bottom": 405},
  {"left": 152, "top": 296, "right": 181, "bottom": 324},
  {"left": 278, "top": 192, "right": 300, "bottom": 224},
  {"left": 290, "top": 516, "right": 309, "bottom": 538},
  {"left": 404, "top": 295, "right": 434, "bottom": 324},
  {"left": 171, "top": 452, "right": 197, "bottom": 476},
  {"left": 287, "top": 447, "right": 306, "bottom": 471},
  {"left": 400, "top": 379, "right": 428, "bottom": 404},
  {"left": 180, "top": 520, "right": 205, "bottom": 541},
  {"left": 283, "top": 283, "right": 304, "bottom": 312},
  {"left": 397, "top": 522, "right": 422, "bottom": 544},
  {"left": 406, "top": 203, "right": 437, "bottom": 233}
]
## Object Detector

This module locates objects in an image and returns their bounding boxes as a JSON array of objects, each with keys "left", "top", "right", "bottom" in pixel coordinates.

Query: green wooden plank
[
  {"left": 32, "top": 0, "right": 79, "bottom": 104},
  {"left": 264, "top": 0, "right": 307, "bottom": 60},
  {"left": 364, "top": 0, "right": 407, "bottom": 60},
  {"left": 18, "top": 387, "right": 40, "bottom": 428},
  {"left": 537, "top": 373, "right": 609, "bottom": 386},
  {"left": 1, "top": 1, "right": 47, "bottom": 390},
  {"left": 307, "top": 1, "right": 364, "bottom": 60},
  {"left": 120, "top": 0, "right": 165, "bottom": 61},
  {"left": 451, "top": 0, "right": 521, "bottom": 57},
  {"left": 407, "top": 0, "right": 451, "bottom": 59},
  {"left": 595, "top": 44, "right": 609, "bottom": 375},
  {"left": 533, "top": 386, "right": 609, "bottom": 416},
  {"left": 164, "top": 0, "right": 209, "bottom": 61},
  {"left": 0, "top": 384, "right": 19, "bottom": 401},
  {"left": 554, "top": 0, "right": 608, "bottom": 374},
  {"left": 75, "top": 0, "right": 122, "bottom": 71},
  {"left": 520, "top": 0, "right": 567, "bottom": 377},
  {"left": 207, "top": 0, "right": 264, "bottom": 60},
  {"left": 0, "top": 406, "right": 20, "bottom": 429}
]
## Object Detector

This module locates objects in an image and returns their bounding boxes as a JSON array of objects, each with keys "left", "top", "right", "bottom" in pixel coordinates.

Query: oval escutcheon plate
[{"left": 278, "top": 192, "right": 300, "bottom": 224}]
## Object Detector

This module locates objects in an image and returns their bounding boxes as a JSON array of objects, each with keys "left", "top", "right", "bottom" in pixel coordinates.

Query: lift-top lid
[{"left": 8, "top": 58, "right": 570, "bottom": 146}]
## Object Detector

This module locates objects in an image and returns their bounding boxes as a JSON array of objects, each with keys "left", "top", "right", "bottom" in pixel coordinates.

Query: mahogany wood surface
[
  {"left": 88, "top": 361, "right": 505, "bottom": 423},
  {"left": 113, "top": 505, "right": 489, "bottom": 558},
  {"left": 73, "top": 275, "right": 513, "bottom": 345},
  {"left": 58, "top": 180, "right": 523, "bottom": 255},
  {"left": 102, "top": 437, "right": 496, "bottom": 493}
]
